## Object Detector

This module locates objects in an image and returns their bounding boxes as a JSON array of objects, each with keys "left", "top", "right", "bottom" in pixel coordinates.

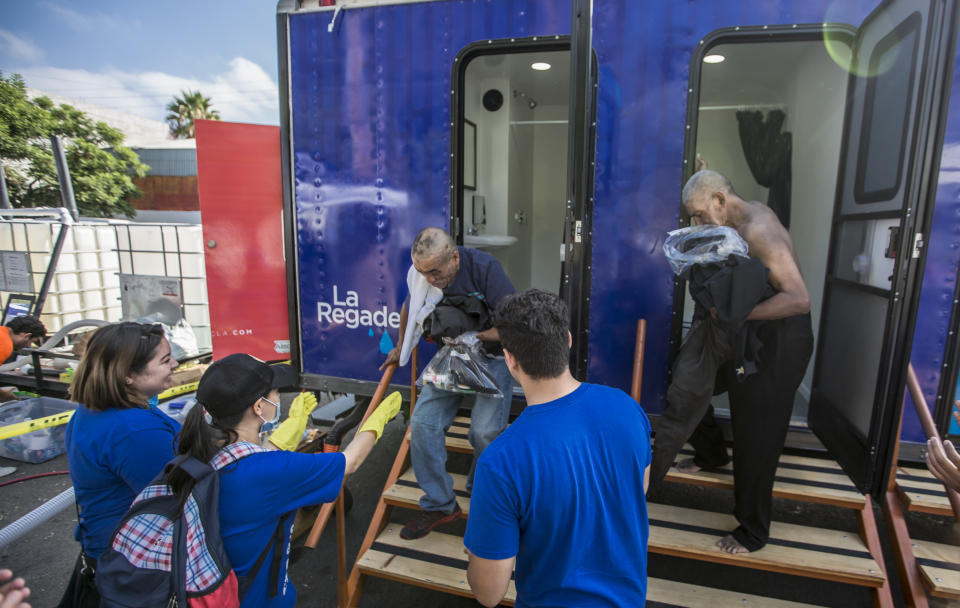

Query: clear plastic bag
[
  {"left": 420, "top": 333, "right": 502, "bottom": 396},
  {"left": 662, "top": 225, "right": 749, "bottom": 275}
]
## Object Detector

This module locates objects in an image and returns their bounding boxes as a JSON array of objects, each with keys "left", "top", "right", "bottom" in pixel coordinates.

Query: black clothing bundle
[{"left": 651, "top": 252, "right": 813, "bottom": 551}]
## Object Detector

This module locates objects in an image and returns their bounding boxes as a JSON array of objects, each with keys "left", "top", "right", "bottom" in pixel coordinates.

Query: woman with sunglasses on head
[
  {"left": 60, "top": 322, "right": 180, "bottom": 607},
  {"left": 167, "top": 353, "right": 400, "bottom": 607}
]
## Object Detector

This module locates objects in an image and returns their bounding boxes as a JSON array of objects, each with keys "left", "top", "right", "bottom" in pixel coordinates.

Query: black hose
[{"left": 323, "top": 396, "right": 371, "bottom": 447}]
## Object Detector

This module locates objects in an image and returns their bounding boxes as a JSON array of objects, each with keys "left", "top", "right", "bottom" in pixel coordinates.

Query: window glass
[{"left": 854, "top": 13, "right": 921, "bottom": 203}]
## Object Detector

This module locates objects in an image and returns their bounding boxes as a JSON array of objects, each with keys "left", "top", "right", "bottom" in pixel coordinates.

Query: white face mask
[{"left": 258, "top": 396, "right": 281, "bottom": 436}]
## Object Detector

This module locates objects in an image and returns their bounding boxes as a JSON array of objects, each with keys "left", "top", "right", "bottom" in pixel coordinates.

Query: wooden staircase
[
  {"left": 355, "top": 427, "right": 839, "bottom": 607},
  {"left": 334, "top": 323, "right": 893, "bottom": 606},
  {"left": 884, "top": 462, "right": 960, "bottom": 605},
  {"left": 659, "top": 448, "right": 891, "bottom": 604},
  {"left": 880, "top": 365, "right": 960, "bottom": 607}
]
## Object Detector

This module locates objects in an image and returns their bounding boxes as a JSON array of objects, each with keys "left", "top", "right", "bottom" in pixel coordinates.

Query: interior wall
[
  {"left": 529, "top": 104, "right": 568, "bottom": 292},
  {"left": 468, "top": 75, "right": 510, "bottom": 237},
  {"left": 787, "top": 46, "right": 849, "bottom": 403},
  {"left": 506, "top": 100, "right": 534, "bottom": 289},
  {"left": 694, "top": 109, "right": 769, "bottom": 204}
]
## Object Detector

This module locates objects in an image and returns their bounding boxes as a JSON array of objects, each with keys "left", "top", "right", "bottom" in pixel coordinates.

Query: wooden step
[
  {"left": 648, "top": 502, "right": 885, "bottom": 588},
  {"left": 357, "top": 524, "right": 514, "bottom": 603},
  {"left": 444, "top": 416, "right": 473, "bottom": 453},
  {"left": 912, "top": 538, "right": 960, "bottom": 599},
  {"left": 664, "top": 447, "right": 865, "bottom": 509},
  {"left": 895, "top": 464, "right": 954, "bottom": 516},
  {"left": 357, "top": 526, "right": 825, "bottom": 607},
  {"left": 384, "top": 469, "right": 470, "bottom": 516}
]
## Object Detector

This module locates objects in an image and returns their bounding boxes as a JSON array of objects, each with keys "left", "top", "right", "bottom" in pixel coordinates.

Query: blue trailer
[{"left": 276, "top": 0, "right": 960, "bottom": 502}]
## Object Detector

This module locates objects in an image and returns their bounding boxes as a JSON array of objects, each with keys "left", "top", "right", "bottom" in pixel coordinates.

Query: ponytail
[{"left": 169, "top": 404, "right": 244, "bottom": 507}]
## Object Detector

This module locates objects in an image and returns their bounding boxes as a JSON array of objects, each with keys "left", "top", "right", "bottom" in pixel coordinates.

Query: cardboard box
[{"left": 170, "top": 363, "right": 209, "bottom": 387}]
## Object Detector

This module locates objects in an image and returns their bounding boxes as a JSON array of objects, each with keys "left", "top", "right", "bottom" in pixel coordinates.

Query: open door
[
  {"left": 808, "top": 0, "right": 951, "bottom": 496},
  {"left": 449, "top": 1, "right": 596, "bottom": 380},
  {"left": 561, "top": 0, "right": 596, "bottom": 380}
]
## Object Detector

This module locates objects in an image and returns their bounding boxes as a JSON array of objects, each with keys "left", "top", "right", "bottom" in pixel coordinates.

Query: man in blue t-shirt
[
  {"left": 464, "top": 289, "right": 652, "bottom": 608},
  {"left": 381, "top": 227, "right": 515, "bottom": 540}
]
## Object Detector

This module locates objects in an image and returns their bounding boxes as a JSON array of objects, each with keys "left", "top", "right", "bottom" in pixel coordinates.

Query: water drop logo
[{"left": 379, "top": 330, "right": 394, "bottom": 354}]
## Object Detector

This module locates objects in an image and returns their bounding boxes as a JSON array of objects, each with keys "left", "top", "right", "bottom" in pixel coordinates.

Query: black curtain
[{"left": 736, "top": 110, "right": 792, "bottom": 228}]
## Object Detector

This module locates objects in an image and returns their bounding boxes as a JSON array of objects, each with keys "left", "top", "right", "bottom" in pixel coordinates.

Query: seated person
[
  {"left": 464, "top": 289, "right": 652, "bottom": 607},
  {"left": 0, "top": 315, "right": 47, "bottom": 401}
]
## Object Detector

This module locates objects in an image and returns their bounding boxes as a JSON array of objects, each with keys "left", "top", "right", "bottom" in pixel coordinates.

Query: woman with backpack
[
  {"left": 167, "top": 353, "right": 400, "bottom": 607},
  {"left": 60, "top": 322, "right": 181, "bottom": 608}
]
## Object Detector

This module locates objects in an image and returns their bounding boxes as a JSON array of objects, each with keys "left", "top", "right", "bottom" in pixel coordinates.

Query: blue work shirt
[
  {"left": 65, "top": 402, "right": 180, "bottom": 559},
  {"left": 464, "top": 383, "right": 652, "bottom": 607},
  {"left": 217, "top": 449, "right": 346, "bottom": 608}
]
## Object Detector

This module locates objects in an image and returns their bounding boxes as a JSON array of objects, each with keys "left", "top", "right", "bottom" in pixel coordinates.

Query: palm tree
[{"left": 165, "top": 90, "right": 220, "bottom": 139}]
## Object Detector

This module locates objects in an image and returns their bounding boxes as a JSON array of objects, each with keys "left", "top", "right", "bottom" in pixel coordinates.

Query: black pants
[
  {"left": 692, "top": 313, "right": 813, "bottom": 551},
  {"left": 650, "top": 317, "right": 731, "bottom": 485}
]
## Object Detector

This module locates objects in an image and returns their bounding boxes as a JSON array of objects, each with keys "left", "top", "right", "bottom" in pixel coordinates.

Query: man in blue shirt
[
  {"left": 464, "top": 289, "right": 652, "bottom": 607},
  {"left": 381, "top": 227, "right": 515, "bottom": 540}
]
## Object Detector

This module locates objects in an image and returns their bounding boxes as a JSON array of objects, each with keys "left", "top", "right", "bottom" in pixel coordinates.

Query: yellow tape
[
  {"left": 0, "top": 410, "right": 74, "bottom": 441},
  {"left": 158, "top": 382, "right": 199, "bottom": 401}
]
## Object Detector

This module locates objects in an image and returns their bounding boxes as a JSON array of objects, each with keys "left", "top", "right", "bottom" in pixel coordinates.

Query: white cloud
[
  {"left": 40, "top": 2, "right": 129, "bottom": 32},
  {"left": 7, "top": 58, "right": 279, "bottom": 127},
  {"left": 0, "top": 29, "right": 44, "bottom": 64}
]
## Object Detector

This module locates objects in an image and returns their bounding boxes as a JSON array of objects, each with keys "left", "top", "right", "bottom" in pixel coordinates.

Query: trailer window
[{"left": 854, "top": 12, "right": 921, "bottom": 204}]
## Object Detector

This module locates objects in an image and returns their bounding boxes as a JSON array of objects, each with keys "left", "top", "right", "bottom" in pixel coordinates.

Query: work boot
[{"left": 400, "top": 505, "right": 463, "bottom": 540}]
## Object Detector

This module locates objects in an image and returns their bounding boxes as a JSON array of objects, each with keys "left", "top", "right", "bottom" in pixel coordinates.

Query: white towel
[{"left": 399, "top": 264, "right": 443, "bottom": 366}]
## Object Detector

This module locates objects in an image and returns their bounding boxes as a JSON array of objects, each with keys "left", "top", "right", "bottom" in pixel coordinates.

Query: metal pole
[
  {"left": 33, "top": 223, "right": 68, "bottom": 317},
  {"left": 49, "top": 136, "right": 79, "bottom": 221},
  {"left": 0, "top": 161, "right": 11, "bottom": 209}
]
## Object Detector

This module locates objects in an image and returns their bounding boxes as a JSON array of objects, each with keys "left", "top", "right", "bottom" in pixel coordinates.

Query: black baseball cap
[{"left": 196, "top": 354, "right": 297, "bottom": 418}]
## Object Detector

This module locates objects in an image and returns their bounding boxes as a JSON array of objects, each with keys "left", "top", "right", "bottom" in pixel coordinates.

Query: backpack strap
[
  {"left": 210, "top": 441, "right": 270, "bottom": 471},
  {"left": 213, "top": 442, "right": 289, "bottom": 600},
  {"left": 236, "top": 512, "right": 292, "bottom": 601}
]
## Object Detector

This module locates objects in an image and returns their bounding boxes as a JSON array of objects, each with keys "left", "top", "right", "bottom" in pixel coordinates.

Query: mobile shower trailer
[{"left": 275, "top": 0, "right": 960, "bottom": 499}]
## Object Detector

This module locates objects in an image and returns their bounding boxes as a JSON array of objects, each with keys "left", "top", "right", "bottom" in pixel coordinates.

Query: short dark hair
[
  {"left": 70, "top": 322, "right": 166, "bottom": 411},
  {"left": 6, "top": 315, "right": 45, "bottom": 339},
  {"left": 492, "top": 289, "right": 569, "bottom": 379}
]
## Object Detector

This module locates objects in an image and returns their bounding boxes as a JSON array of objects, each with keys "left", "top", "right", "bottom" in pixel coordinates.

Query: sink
[{"left": 463, "top": 234, "right": 518, "bottom": 250}]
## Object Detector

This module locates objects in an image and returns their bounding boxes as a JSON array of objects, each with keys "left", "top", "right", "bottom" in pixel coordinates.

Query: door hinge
[
  {"left": 912, "top": 232, "right": 924, "bottom": 259},
  {"left": 574, "top": 220, "right": 583, "bottom": 243}
]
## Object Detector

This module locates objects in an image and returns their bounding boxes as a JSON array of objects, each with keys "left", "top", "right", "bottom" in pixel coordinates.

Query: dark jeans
[
  {"left": 693, "top": 313, "right": 813, "bottom": 551},
  {"left": 650, "top": 317, "right": 731, "bottom": 485}
]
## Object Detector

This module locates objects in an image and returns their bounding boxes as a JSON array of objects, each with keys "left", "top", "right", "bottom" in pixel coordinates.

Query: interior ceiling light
[
  {"left": 703, "top": 54, "right": 725, "bottom": 64},
  {"left": 531, "top": 62, "right": 552, "bottom": 71}
]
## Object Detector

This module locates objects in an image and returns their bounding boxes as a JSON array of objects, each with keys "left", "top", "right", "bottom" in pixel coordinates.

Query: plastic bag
[
  {"left": 662, "top": 225, "right": 749, "bottom": 276},
  {"left": 420, "top": 333, "right": 502, "bottom": 396}
]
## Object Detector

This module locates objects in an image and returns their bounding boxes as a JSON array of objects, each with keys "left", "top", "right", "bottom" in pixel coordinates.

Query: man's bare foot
[
  {"left": 716, "top": 534, "right": 750, "bottom": 554},
  {"left": 675, "top": 458, "right": 702, "bottom": 474}
]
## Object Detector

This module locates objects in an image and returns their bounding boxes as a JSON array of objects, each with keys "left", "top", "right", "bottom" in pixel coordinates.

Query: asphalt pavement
[{"left": 2, "top": 397, "right": 959, "bottom": 607}]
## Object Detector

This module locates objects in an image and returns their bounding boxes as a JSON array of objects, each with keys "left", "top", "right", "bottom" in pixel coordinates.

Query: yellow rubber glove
[
  {"left": 356, "top": 391, "right": 402, "bottom": 442},
  {"left": 268, "top": 391, "right": 319, "bottom": 451}
]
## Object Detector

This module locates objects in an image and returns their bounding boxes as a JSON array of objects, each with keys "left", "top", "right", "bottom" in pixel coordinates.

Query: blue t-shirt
[
  {"left": 464, "top": 383, "right": 652, "bottom": 607},
  {"left": 218, "top": 449, "right": 346, "bottom": 608},
  {"left": 65, "top": 403, "right": 180, "bottom": 559}
]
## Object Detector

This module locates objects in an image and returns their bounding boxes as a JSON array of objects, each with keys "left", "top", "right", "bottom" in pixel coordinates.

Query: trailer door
[
  {"left": 808, "top": 0, "right": 948, "bottom": 496},
  {"left": 560, "top": 0, "right": 596, "bottom": 379}
]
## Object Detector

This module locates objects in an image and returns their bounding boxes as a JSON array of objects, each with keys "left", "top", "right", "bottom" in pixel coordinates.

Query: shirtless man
[{"left": 678, "top": 170, "right": 813, "bottom": 554}]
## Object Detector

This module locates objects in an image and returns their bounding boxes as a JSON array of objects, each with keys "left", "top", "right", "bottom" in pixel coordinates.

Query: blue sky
[{"left": 1, "top": 1, "right": 281, "bottom": 126}]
